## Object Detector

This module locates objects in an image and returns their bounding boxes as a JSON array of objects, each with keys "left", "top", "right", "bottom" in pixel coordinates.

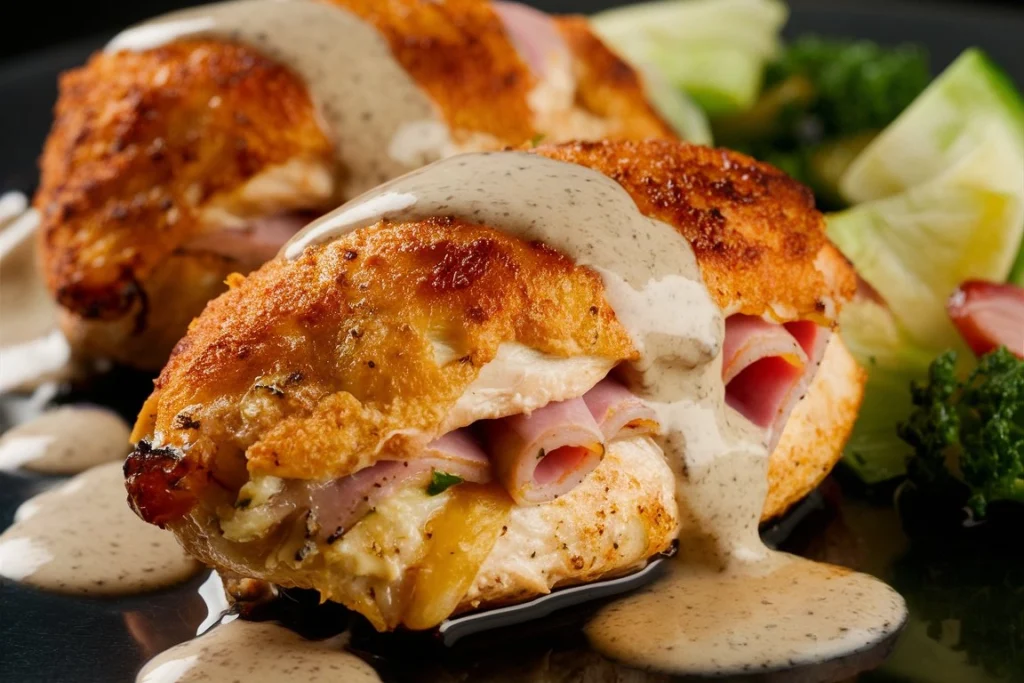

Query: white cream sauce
[
  {"left": 284, "top": 150, "right": 906, "bottom": 676},
  {"left": 0, "top": 198, "right": 73, "bottom": 392},
  {"left": 0, "top": 462, "right": 201, "bottom": 595},
  {"left": 135, "top": 619, "right": 381, "bottom": 683},
  {"left": 0, "top": 405, "right": 130, "bottom": 474},
  {"left": 107, "top": 0, "right": 452, "bottom": 198}
]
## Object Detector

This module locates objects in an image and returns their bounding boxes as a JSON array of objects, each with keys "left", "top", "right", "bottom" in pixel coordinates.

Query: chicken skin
[
  {"left": 35, "top": 0, "right": 673, "bottom": 369},
  {"left": 125, "top": 140, "right": 862, "bottom": 630}
]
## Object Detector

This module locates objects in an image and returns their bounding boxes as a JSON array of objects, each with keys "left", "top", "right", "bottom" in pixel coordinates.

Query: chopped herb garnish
[
  {"left": 530, "top": 133, "right": 546, "bottom": 147},
  {"left": 427, "top": 470, "right": 464, "bottom": 496}
]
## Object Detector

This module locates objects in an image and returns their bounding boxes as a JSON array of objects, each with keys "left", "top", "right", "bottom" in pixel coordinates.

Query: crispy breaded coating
[
  {"left": 128, "top": 139, "right": 858, "bottom": 528},
  {"left": 339, "top": 0, "right": 536, "bottom": 145},
  {"left": 36, "top": 1, "right": 672, "bottom": 369},
  {"left": 555, "top": 16, "right": 673, "bottom": 140},
  {"left": 533, "top": 140, "right": 857, "bottom": 324},
  {"left": 128, "top": 219, "right": 635, "bottom": 522},
  {"left": 36, "top": 40, "right": 331, "bottom": 325},
  {"left": 125, "top": 140, "right": 864, "bottom": 627}
]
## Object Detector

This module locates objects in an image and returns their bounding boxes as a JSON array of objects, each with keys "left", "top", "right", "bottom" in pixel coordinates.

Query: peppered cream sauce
[
  {"left": 0, "top": 405, "right": 131, "bottom": 474},
  {"left": 107, "top": 0, "right": 453, "bottom": 199},
  {"left": 135, "top": 619, "right": 381, "bottom": 683},
  {"left": 0, "top": 195, "right": 72, "bottom": 392},
  {"left": 284, "top": 151, "right": 907, "bottom": 677},
  {"left": 0, "top": 461, "right": 201, "bottom": 595}
]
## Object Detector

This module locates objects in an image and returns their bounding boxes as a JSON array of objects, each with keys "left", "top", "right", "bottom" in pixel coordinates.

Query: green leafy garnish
[
  {"left": 427, "top": 470, "right": 464, "bottom": 496},
  {"left": 899, "top": 347, "right": 1024, "bottom": 516}
]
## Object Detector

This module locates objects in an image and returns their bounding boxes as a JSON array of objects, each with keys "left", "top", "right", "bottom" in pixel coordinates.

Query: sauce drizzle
[
  {"left": 107, "top": 0, "right": 451, "bottom": 198},
  {"left": 284, "top": 150, "right": 907, "bottom": 676}
]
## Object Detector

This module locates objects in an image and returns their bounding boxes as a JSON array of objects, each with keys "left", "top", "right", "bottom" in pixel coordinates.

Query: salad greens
[
  {"left": 837, "top": 299, "right": 937, "bottom": 483},
  {"left": 899, "top": 348, "right": 1024, "bottom": 517},
  {"left": 827, "top": 49, "right": 1024, "bottom": 493},
  {"left": 591, "top": 0, "right": 787, "bottom": 116}
]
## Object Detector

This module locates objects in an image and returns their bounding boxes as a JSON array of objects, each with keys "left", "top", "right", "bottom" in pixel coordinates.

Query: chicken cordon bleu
[
  {"left": 125, "top": 140, "right": 861, "bottom": 631},
  {"left": 35, "top": 0, "right": 675, "bottom": 369}
]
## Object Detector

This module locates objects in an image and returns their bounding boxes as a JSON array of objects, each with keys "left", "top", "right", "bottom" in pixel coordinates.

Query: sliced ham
[
  {"left": 722, "top": 314, "right": 829, "bottom": 450},
  {"left": 306, "top": 429, "right": 490, "bottom": 543},
  {"left": 722, "top": 315, "right": 808, "bottom": 384},
  {"left": 485, "top": 397, "right": 605, "bottom": 505},
  {"left": 583, "top": 378, "right": 659, "bottom": 440},
  {"left": 494, "top": 2, "right": 569, "bottom": 77},
  {"left": 183, "top": 213, "right": 310, "bottom": 265},
  {"left": 947, "top": 280, "right": 1024, "bottom": 358}
]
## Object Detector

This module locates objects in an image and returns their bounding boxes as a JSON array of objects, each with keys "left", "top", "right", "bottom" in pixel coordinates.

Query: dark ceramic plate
[{"left": 2, "top": 2, "right": 1022, "bottom": 682}]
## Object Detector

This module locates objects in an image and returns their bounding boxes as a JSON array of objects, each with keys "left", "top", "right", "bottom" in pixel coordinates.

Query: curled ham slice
[
  {"left": 494, "top": 2, "right": 569, "bottom": 77},
  {"left": 307, "top": 429, "right": 490, "bottom": 543},
  {"left": 583, "top": 378, "right": 659, "bottom": 440},
  {"left": 722, "top": 315, "right": 829, "bottom": 450},
  {"left": 947, "top": 280, "right": 1024, "bottom": 358},
  {"left": 485, "top": 397, "right": 605, "bottom": 505},
  {"left": 722, "top": 315, "right": 808, "bottom": 384},
  {"left": 184, "top": 213, "right": 310, "bottom": 265}
]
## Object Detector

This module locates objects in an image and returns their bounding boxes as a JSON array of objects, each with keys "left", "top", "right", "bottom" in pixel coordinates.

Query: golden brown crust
[
  {"left": 128, "top": 138, "right": 858, "bottom": 524},
  {"left": 125, "top": 139, "right": 864, "bottom": 629},
  {"left": 35, "top": 40, "right": 331, "bottom": 323},
  {"left": 337, "top": 0, "right": 536, "bottom": 145},
  {"left": 555, "top": 16, "right": 674, "bottom": 140},
  {"left": 35, "top": 2, "right": 672, "bottom": 368},
  {"left": 127, "top": 218, "right": 635, "bottom": 521},
  {"left": 533, "top": 140, "right": 857, "bottom": 324}
]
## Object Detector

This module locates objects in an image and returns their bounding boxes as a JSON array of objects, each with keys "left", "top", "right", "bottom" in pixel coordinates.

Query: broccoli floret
[{"left": 899, "top": 347, "right": 1024, "bottom": 516}]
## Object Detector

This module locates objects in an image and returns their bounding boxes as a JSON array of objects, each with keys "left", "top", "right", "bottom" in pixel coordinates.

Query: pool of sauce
[
  {"left": 136, "top": 619, "right": 381, "bottom": 683},
  {"left": 284, "top": 151, "right": 907, "bottom": 677},
  {"left": 0, "top": 405, "right": 130, "bottom": 474},
  {"left": 107, "top": 0, "right": 452, "bottom": 199},
  {"left": 0, "top": 461, "right": 201, "bottom": 595}
]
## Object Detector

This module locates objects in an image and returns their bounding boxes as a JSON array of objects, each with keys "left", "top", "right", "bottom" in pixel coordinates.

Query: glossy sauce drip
[
  {"left": 0, "top": 406, "right": 130, "bottom": 474},
  {"left": 0, "top": 462, "right": 201, "bottom": 595},
  {"left": 135, "top": 619, "right": 381, "bottom": 683},
  {"left": 107, "top": 0, "right": 450, "bottom": 198},
  {"left": 285, "top": 151, "right": 907, "bottom": 676},
  {"left": 0, "top": 196, "right": 71, "bottom": 392}
]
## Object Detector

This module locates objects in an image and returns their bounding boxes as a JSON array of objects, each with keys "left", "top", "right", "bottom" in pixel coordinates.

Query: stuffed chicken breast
[
  {"left": 125, "top": 140, "right": 860, "bottom": 631},
  {"left": 34, "top": 0, "right": 674, "bottom": 369}
]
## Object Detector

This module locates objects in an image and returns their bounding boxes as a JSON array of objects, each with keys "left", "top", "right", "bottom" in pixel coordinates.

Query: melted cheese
[{"left": 323, "top": 486, "right": 450, "bottom": 582}]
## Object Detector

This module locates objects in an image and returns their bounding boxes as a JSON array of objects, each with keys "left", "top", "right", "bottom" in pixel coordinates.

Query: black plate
[{"left": 2, "top": 2, "right": 1023, "bottom": 682}]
